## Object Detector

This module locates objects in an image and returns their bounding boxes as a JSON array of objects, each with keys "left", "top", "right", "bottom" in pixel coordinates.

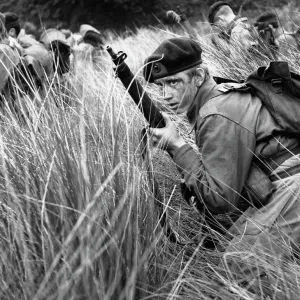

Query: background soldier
[
  {"left": 208, "top": 1, "right": 259, "bottom": 57},
  {"left": 3, "top": 12, "right": 24, "bottom": 55},
  {"left": 255, "top": 11, "right": 300, "bottom": 56},
  {"left": 40, "top": 28, "right": 71, "bottom": 76}
]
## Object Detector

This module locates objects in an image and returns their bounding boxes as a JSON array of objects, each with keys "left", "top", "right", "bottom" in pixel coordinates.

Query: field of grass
[{"left": 1, "top": 24, "right": 300, "bottom": 300}]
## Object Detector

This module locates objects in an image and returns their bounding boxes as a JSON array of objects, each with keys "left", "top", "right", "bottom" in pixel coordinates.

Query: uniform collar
[{"left": 186, "top": 77, "right": 217, "bottom": 124}]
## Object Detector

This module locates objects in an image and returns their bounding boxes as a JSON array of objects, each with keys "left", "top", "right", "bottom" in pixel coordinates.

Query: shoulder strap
[
  {"left": 217, "top": 82, "right": 250, "bottom": 93},
  {"left": 213, "top": 76, "right": 241, "bottom": 84}
]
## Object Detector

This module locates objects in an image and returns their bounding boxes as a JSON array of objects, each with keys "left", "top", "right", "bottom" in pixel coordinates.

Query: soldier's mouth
[{"left": 169, "top": 103, "right": 178, "bottom": 110}]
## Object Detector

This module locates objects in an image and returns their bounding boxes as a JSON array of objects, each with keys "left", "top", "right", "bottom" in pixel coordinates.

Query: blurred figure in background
[
  {"left": 40, "top": 28, "right": 71, "bottom": 76},
  {"left": 255, "top": 11, "right": 300, "bottom": 57},
  {"left": 71, "top": 24, "right": 104, "bottom": 67},
  {"left": 254, "top": 11, "right": 279, "bottom": 56},
  {"left": 18, "top": 21, "right": 40, "bottom": 49},
  {"left": 3, "top": 12, "right": 24, "bottom": 55},
  {"left": 40, "top": 28, "right": 72, "bottom": 106},
  {"left": 208, "top": 1, "right": 260, "bottom": 58},
  {"left": 4, "top": 12, "right": 20, "bottom": 39},
  {"left": 0, "top": 12, "right": 20, "bottom": 100},
  {"left": 165, "top": 7, "right": 200, "bottom": 40}
]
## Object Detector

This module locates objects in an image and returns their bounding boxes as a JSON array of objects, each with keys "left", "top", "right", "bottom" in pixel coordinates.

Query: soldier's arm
[{"left": 173, "top": 114, "right": 256, "bottom": 214}]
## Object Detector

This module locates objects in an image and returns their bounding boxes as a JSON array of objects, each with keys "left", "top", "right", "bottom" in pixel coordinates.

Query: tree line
[{"left": 0, "top": 0, "right": 291, "bottom": 32}]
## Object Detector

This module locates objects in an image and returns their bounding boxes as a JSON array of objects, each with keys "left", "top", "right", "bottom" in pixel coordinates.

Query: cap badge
[{"left": 153, "top": 63, "right": 161, "bottom": 73}]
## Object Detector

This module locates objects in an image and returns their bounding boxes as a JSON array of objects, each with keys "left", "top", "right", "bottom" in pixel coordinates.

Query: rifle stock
[{"left": 106, "top": 46, "right": 165, "bottom": 128}]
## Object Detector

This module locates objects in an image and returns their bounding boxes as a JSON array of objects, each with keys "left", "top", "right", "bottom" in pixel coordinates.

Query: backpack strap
[
  {"left": 217, "top": 82, "right": 250, "bottom": 93},
  {"left": 213, "top": 76, "right": 242, "bottom": 84},
  {"left": 256, "top": 145, "right": 300, "bottom": 177}
]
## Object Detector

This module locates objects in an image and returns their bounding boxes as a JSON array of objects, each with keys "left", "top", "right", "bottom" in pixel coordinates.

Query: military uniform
[
  {"left": 208, "top": 2, "right": 260, "bottom": 59},
  {"left": 173, "top": 76, "right": 300, "bottom": 296},
  {"left": 144, "top": 37, "right": 300, "bottom": 297}
]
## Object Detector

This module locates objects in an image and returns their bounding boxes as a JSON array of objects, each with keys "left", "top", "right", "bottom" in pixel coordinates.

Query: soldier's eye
[{"left": 169, "top": 80, "right": 179, "bottom": 87}]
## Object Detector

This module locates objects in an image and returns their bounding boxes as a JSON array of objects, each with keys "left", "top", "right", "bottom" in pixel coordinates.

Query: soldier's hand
[
  {"left": 166, "top": 10, "right": 182, "bottom": 24},
  {"left": 148, "top": 112, "right": 186, "bottom": 156}
]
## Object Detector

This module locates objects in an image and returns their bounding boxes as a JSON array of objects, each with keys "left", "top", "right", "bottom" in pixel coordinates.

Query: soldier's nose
[{"left": 163, "top": 94, "right": 172, "bottom": 102}]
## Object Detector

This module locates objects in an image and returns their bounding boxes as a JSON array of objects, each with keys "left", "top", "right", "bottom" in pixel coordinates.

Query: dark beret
[
  {"left": 254, "top": 11, "right": 279, "bottom": 30},
  {"left": 143, "top": 37, "right": 202, "bottom": 83},
  {"left": 208, "top": 1, "right": 232, "bottom": 24},
  {"left": 3, "top": 12, "right": 20, "bottom": 31}
]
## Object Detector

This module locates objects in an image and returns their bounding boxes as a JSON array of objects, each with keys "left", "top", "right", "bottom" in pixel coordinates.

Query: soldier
[
  {"left": 166, "top": 8, "right": 200, "bottom": 40},
  {"left": 72, "top": 24, "right": 104, "bottom": 65},
  {"left": 20, "top": 44, "right": 53, "bottom": 91},
  {"left": 208, "top": 1, "right": 259, "bottom": 57},
  {"left": 40, "top": 28, "right": 71, "bottom": 75},
  {"left": 40, "top": 28, "right": 73, "bottom": 106},
  {"left": 255, "top": 11, "right": 300, "bottom": 56},
  {"left": 3, "top": 12, "right": 24, "bottom": 55},
  {"left": 79, "top": 24, "right": 104, "bottom": 50},
  {"left": 144, "top": 37, "right": 300, "bottom": 297},
  {"left": 0, "top": 13, "right": 20, "bottom": 100}
]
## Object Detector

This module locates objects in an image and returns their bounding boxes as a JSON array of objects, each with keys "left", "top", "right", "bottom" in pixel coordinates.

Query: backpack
[
  {"left": 246, "top": 61, "right": 300, "bottom": 136},
  {"left": 218, "top": 61, "right": 300, "bottom": 136}
]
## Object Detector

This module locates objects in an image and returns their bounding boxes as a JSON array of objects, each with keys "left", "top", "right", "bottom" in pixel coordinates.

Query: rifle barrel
[{"left": 107, "top": 46, "right": 165, "bottom": 128}]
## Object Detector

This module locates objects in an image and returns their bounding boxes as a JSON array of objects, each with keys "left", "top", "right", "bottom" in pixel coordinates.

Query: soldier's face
[
  {"left": 212, "top": 5, "right": 234, "bottom": 29},
  {"left": 154, "top": 70, "right": 198, "bottom": 114}
]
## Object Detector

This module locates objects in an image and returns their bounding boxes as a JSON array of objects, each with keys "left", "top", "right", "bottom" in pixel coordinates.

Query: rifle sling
[
  {"left": 256, "top": 145, "right": 300, "bottom": 176},
  {"left": 269, "top": 163, "right": 300, "bottom": 182}
]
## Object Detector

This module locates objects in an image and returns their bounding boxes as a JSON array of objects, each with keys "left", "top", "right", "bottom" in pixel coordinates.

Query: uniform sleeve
[{"left": 173, "top": 115, "right": 256, "bottom": 214}]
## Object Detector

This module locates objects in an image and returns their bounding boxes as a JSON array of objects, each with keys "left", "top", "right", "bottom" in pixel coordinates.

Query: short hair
[
  {"left": 4, "top": 12, "right": 20, "bottom": 36},
  {"left": 185, "top": 64, "right": 210, "bottom": 82}
]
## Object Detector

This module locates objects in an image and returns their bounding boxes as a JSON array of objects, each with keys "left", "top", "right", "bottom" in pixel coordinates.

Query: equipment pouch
[{"left": 243, "top": 162, "right": 274, "bottom": 207}]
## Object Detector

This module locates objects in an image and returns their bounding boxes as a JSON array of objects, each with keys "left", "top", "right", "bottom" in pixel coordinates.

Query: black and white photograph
[{"left": 0, "top": 0, "right": 299, "bottom": 299}]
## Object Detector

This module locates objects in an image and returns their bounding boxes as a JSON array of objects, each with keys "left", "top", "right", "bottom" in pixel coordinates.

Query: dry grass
[{"left": 0, "top": 23, "right": 300, "bottom": 300}]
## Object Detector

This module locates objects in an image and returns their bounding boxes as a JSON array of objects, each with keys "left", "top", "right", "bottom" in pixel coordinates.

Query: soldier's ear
[
  {"left": 8, "top": 28, "right": 16, "bottom": 37},
  {"left": 195, "top": 67, "right": 205, "bottom": 87}
]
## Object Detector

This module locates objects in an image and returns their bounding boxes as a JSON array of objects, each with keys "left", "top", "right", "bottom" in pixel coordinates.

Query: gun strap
[{"left": 139, "top": 128, "right": 189, "bottom": 245}]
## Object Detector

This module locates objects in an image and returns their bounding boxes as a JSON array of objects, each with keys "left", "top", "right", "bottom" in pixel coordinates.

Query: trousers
[{"left": 220, "top": 155, "right": 300, "bottom": 299}]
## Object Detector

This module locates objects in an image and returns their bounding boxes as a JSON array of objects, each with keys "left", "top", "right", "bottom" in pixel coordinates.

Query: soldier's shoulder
[{"left": 277, "top": 32, "right": 298, "bottom": 45}]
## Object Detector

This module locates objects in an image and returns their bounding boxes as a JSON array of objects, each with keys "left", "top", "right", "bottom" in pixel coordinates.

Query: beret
[
  {"left": 254, "top": 12, "right": 279, "bottom": 30},
  {"left": 208, "top": 1, "right": 232, "bottom": 24},
  {"left": 143, "top": 37, "right": 202, "bottom": 83},
  {"left": 3, "top": 12, "right": 20, "bottom": 31}
]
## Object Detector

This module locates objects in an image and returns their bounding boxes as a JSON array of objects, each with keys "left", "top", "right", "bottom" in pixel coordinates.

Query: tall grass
[{"left": 0, "top": 25, "right": 300, "bottom": 300}]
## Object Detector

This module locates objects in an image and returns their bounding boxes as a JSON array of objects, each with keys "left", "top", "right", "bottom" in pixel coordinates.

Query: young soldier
[{"left": 144, "top": 37, "right": 300, "bottom": 297}]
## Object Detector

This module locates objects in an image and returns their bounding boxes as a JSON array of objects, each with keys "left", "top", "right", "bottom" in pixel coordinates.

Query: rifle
[
  {"left": 106, "top": 46, "right": 165, "bottom": 128},
  {"left": 107, "top": 46, "right": 187, "bottom": 244},
  {"left": 166, "top": 6, "right": 199, "bottom": 41},
  {"left": 177, "top": 6, "right": 199, "bottom": 41}
]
